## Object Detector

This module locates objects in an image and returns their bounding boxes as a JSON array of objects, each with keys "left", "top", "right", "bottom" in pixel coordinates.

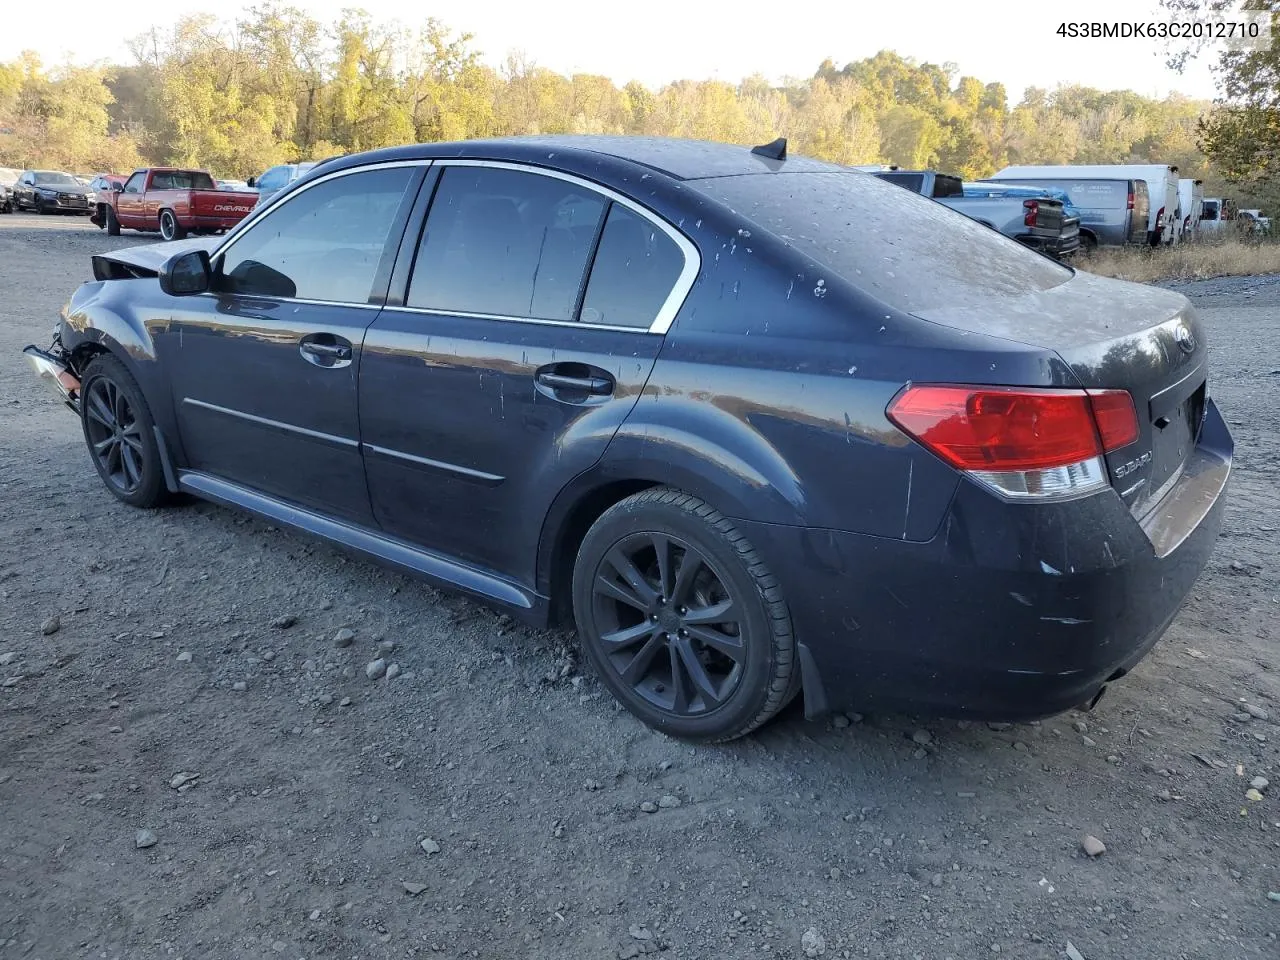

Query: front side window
[
  {"left": 123, "top": 172, "right": 144, "bottom": 194},
  {"left": 408, "top": 166, "right": 606, "bottom": 321},
  {"left": 580, "top": 205, "right": 684, "bottom": 329},
  {"left": 217, "top": 166, "right": 415, "bottom": 303}
]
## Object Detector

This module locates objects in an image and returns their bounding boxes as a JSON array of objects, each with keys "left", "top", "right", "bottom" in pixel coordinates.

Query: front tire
[
  {"left": 159, "top": 209, "right": 185, "bottom": 241},
  {"left": 572, "top": 488, "right": 797, "bottom": 742},
  {"left": 79, "top": 355, "right": 167, "bottom": 509},
  {"left": 104, "top": 205, "right": 120, "bottom": 236}
]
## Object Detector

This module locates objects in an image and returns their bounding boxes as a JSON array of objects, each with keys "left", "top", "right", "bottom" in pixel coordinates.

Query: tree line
[{"left": 0, "top": 3, "right": 1261, "bottom": 207}]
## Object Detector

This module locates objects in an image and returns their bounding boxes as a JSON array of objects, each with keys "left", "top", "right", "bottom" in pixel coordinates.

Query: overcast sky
[{"left": 2, "top": 0, "right": 1223, "bottom": 103}]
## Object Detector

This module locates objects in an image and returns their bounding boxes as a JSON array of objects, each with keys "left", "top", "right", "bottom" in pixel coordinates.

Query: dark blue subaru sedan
[{"left": 24, "top": 136, "right": 1231, "bottom": 741}]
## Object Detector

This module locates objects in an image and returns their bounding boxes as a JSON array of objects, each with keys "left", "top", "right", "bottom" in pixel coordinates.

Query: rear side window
[
  {"left": 698, "top": 171, "right": 1071, "bottom": 315},
  {"left": 580, "top": 205, "right": 684, "bottom": 328},
  {"left": 165, "top": 171, "right": 215, "bottom": 190},
  {"left": 1201, "top": 200, "right": 1219, "bottom": 221},
  {"left": 408, "top": 166, "right": 606, "bottom": 321},
  {"left": 218, "top": 166, "right": 415, "bottom": 303}
]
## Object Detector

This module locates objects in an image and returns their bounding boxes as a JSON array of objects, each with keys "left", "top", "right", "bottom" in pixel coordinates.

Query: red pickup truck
[{"left": 98, "top": 167, "right": 258, "bottom": 240}]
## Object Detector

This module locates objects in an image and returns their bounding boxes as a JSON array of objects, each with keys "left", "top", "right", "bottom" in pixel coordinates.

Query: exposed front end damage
[{"left": 23, "top": 340, "right": 82, "bottom": 413}]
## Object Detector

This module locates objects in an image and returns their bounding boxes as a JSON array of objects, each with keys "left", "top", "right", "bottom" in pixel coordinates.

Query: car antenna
[{"left": 750, "top": 137, "right": 787, "bottom": 161}]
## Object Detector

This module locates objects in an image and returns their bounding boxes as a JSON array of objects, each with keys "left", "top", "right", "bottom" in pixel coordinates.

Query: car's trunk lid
[{"left": 912, "top": 270, "right": 1206, "bottom": 515}]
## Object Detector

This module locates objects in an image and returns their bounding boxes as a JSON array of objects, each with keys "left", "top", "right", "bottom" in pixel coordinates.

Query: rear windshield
[
  {"left": 697, "top": 171, "right": 1071, "bottom": 314},
  {"left": 993, "top": 179, "right": 1128, "bottom": 208}
]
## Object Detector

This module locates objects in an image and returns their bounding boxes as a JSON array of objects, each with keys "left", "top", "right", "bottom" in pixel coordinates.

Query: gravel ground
[{"left": 1, "top": 213, "right": 1277, "bottom": 960}]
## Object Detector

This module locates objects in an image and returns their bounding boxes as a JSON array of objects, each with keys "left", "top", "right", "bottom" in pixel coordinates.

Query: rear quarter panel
[{"left": 603, "top": 215, "right": 1077, "bottom": 542}]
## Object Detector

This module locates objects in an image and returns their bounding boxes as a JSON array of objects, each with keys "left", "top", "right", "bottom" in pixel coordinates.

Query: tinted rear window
[
  {"left": 994, "top": 179, "right": 1128, "bottom": 208},
  {"left": 697, "top": 171, "right": 1071, "bottom": 314}
]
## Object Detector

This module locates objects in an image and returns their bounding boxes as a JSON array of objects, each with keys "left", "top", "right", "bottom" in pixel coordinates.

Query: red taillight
[
  {"left": 888, "top": 383, "right": 1139, "bottom": 468},
  {"left": 1156, "top": 206, "right": 1165, "bottom": 224},
  {"left": 887, "top": 386, "right": 1102, "bottom": 471},
  {"left": 1127, "top": 192, "right": 1135, "bottom": 210},
  {"left": 1023, "top": 199, "right": 1038, "bottom": 227},
  {"left": 1087, "top": 389, "right": 1139, "bottom": 451}
]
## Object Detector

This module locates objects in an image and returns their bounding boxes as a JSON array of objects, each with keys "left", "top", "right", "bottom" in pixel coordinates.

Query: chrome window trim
[
  {"left": 419, "top": 158, "right": 700, "bottom": 335},
  {"left": 207, "top": 156, "right": 701, "bottom": 333}
]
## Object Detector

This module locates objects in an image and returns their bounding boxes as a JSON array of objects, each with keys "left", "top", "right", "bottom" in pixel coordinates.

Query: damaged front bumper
[{"left": 23, "top": 344, "right": 81, "bottom": 413}]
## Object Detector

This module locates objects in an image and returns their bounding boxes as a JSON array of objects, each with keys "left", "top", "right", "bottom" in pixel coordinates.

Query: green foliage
[{"left": 0, "top": 6, "right": 1235, "bottom": 200}]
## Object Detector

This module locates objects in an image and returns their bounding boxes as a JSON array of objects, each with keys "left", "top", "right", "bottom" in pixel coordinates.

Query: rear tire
[
  {"left": 104, "top": 205, "right": 120, "bottom": 236},
  {"left": 79, "top": 355, "right": 167, "bottom": 509},
  {"left": 571, "top": 487, "right": 797, "bottom": 742},
  {"left": 159, "top": 209, "right": 185, "bottom": 241}
]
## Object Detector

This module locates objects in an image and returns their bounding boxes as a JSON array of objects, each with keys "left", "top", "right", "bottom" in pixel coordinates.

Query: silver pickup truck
[{"left": 871, "top": 169, "right": 1081, "bottom": 260}]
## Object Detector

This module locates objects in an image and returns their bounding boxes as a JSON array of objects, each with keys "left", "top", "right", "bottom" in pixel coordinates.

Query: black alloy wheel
[
  {"left": 573, "top": 488, "right": 798, "bottom": 742},
  {"left": 78, "top": 355, "right": 167, "bottom": 508},
  {"left": 590, "top": 531, "right": 746, "bottom": 717},
  {"left": 84, "top": 375, "right": 146, "bottom": 496}
]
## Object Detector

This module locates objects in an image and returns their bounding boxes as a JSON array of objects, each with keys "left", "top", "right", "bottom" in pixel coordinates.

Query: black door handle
[{"left": 535, "top": 371, "right": 613, "bottom": 395}]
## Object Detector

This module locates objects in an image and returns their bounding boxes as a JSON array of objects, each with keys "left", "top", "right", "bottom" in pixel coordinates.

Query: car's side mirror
[
  {"left": 111, "top": 183, "right": 124, "bottom": 192},
  {"left": 159, "top": 249, "right": 212, "bottom": 296},
  {"left": 246, "top": 176, "right": 257, "bottom": 188}
]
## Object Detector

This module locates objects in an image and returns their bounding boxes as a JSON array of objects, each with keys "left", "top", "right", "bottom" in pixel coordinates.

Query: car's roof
[{"left": 326, "top": 135, "right": 845, "bottom": 182}]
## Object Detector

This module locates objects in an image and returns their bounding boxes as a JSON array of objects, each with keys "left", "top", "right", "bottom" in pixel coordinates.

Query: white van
[
  {"left": 992, "top": 164, "right": 1180, "bottom": 247},
  {"left": 1178, "top": 178, "right": 1204, "bottom": 242}
]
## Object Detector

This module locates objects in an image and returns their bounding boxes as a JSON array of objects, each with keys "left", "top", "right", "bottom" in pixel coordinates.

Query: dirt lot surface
[{"left": 1, "top": 213, "right": 1277, "bottom": 960}]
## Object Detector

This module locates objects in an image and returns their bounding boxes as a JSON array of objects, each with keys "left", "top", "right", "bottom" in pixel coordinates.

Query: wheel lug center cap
[{"left": 657, "top": 609, "right": 681, "bottom": 632}]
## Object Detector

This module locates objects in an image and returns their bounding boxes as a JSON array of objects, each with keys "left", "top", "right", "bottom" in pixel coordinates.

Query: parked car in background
[
  {"left": 1199, "top": 197, "right": 1238, "bottom": 238},
  {"left": 981, "top": 175, "right": 1149, "bottom": 249},
  {"left": 961, "top": 181, "right": 1087, "bottom": 244},
  {"left": 0, "top": 166, "right": 18, "bottom": 213},
  {"left": 217, "top": 179, "right": 255, "bottom": 192},
  {"left": 1177, "top": 179, "right": 1204, "bottom": 242},
  {"left": 101, "top": 167, "right": 258, "bottom": 240},
  {"left": 1239, "top": 208, "right": 1271, "bottom": 237},
  {"left": 873, "top": 168, "right": 1080, "bottom": 259},
  {"left": 24, "top": 135, "right": 1229, "bottom": 741},
  {"left": 250, "top": 161, "right": 318, "bottom": 208},
  {"left": 993, "top": 164, "right": 1179, "bottom": 246},
  {"left": 85, "top": 174, "right": 126, "bottom": 215},
  {"left": 10, "top": 170, "right": 93, "bottom": 214}
]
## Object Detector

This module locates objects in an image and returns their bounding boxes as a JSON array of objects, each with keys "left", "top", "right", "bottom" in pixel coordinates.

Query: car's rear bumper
[{"left": 737, "top": 398, "right": 1232, "bottom": 721}]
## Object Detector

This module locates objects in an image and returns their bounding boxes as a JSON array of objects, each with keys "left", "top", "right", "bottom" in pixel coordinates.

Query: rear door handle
[{"left": 534, "top": 371, "right": 613, "bottom": 395}]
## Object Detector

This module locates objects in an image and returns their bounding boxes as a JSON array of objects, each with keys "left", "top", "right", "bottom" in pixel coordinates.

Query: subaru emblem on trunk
[{"left": 1174, "top": 321, "right": 1196, "bottom": 354}]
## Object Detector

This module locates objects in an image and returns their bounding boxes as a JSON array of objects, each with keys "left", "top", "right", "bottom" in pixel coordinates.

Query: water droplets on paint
[
  {"left": 785, "top": 280, "right": 794, "bottom": 300},
  {"left": 737, "top": 228, "right": 752, "bottom": 238},
  {"left": 813, "top": 278, "right": 827, "bottom": 298},
  {"left": 847, "top": 365, "right": 857, "bottom": 375},
  {"left": 695, "top": 219, "right": 702, "bottom": 228}
]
